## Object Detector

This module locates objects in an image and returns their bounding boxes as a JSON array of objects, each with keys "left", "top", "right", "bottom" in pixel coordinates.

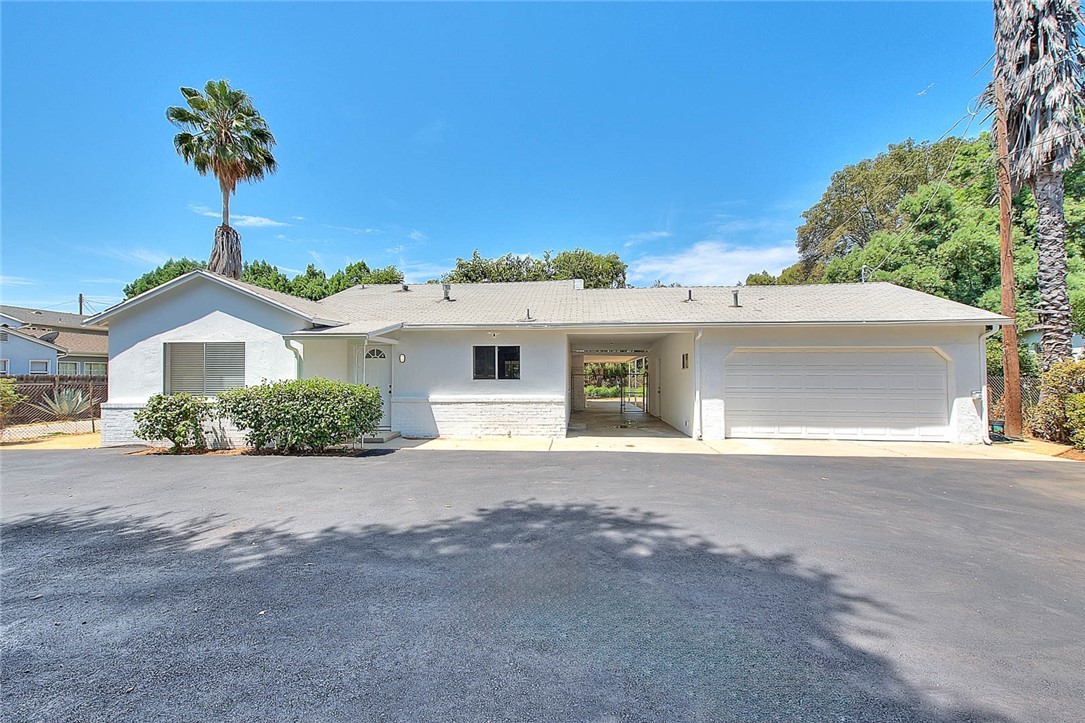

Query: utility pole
[
  {"left": 78, "top": 293, "right": 84, "bottom": 316},
  {"left": 996, "top": 80, "right": 1022, "bottom": 438}
]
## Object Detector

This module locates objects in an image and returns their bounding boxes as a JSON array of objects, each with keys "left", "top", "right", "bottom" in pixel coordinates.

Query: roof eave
[{"left": 83, "top": 270, "right": 346, "bottom": 328}]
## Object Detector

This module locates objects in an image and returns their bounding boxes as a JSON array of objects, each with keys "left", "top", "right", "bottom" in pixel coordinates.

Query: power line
[
  {"left": 806, "top": 107, "right": 980, "bottom": 260},
  {"left": 864, "top": 109, "right": 980, "bottom": 279}
]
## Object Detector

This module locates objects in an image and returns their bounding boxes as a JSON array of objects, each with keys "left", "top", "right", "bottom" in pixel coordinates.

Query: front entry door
[{"left": 361, "top": 346, "right": 392, "bottom": 429}]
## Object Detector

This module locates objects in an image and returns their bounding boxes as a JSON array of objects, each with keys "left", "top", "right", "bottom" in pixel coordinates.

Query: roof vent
[
  {"left": 442, "top": 283, "right": 453, "bottom": 301},
  {"left": 731, "top": 290, "right": 741, "bottom": 308},
  {"left": 401, "top": 283, "right": 410, "bottom": 292},
  {"left": 524, "top": 308, "right": 535, "bottom": 322},
  {"left": 685, "top": 289, "right": 693, "bottom": 302}
]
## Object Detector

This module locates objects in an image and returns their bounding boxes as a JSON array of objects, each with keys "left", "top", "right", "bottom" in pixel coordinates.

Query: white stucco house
[{"left": 85, "top": 269, "right": 1008, "bottom": 446}]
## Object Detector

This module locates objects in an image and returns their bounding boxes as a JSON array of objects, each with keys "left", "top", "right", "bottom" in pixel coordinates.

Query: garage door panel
[{"left": 724, "top": 349, "right": 949, "bottom": 441}]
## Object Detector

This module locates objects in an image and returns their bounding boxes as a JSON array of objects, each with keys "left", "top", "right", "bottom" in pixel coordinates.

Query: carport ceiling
[{"left": 568, "top": 332, "right": 673, "bottom": 354}]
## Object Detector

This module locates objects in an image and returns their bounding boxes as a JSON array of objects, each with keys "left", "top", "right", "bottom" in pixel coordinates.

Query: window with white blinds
[{"left": 165, "top": 342, "right": 245, "bottom": 395}]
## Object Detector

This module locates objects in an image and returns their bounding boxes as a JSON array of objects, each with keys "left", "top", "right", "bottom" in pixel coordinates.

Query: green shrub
[
  {"left": 218, "top": 378, "right": 382, "bottom": 453},
  {"left": 0, "top": 378, "right": 27, "bottom": 430},
  {"left": 1026, "top": 360, "right": 1085, "bottom": 445},
  {"left": 1066, "top": 394, "right": 1085, "bottom": 451},
  {"left": 584, "top": 385, "right": 621, "bottom": 398},
  {"left": 133, "top": 393, "right": 214, "bottom": 453}
]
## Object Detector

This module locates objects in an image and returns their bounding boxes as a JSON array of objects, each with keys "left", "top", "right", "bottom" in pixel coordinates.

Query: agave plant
[{"left": 34, "top": 389, "right": 93, "bottom": 421}]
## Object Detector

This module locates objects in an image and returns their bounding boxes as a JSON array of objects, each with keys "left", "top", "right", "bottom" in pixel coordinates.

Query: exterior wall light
[{"left": 399, "top": 353, "right": 407, "bottom": 363}]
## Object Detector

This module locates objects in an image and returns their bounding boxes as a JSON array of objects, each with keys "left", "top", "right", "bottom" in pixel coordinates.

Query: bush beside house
[
  {"left": 133, "top": 393, "right": 214, "bottom": 453},
  {"left": 1027, "top": 360, "right": 1085, "bottom": 449},
  {"left": 218, "top": 379, "right": 382, "bottom": 453}
]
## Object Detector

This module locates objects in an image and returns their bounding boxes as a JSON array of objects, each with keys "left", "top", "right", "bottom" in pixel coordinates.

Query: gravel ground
[{"left": 2, "top": 447, "right": 1084, "bottom": 721}]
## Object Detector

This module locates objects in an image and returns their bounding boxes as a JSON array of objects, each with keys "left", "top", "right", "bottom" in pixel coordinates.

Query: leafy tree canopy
[
  {"left": 124, "top": 258, "right": 404, "bottom": 300},
  {"left": 441, "top": 249, "right": 627, "bottom": 289},
  {"left": 747, "top": 133, "right": 1085, "bottom": 336}
]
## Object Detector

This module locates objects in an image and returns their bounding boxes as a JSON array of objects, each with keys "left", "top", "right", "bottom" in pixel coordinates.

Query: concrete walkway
[{"left": 375, "top": 433, "right": 1071, "bottom": 461}]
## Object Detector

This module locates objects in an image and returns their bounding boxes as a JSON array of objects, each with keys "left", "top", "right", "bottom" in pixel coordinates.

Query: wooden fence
[{"left": 1, "top": 374, "right": 108, "bottom": 440}]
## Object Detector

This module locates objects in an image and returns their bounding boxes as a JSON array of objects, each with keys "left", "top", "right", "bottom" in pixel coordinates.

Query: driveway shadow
[{"left": 2, "top": 502, "right": 1011, "bottom": 721}]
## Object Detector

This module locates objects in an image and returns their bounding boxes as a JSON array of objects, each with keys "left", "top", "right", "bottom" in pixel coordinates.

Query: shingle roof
[
  {"left": 1, "top": 304, "right": 105, "bottom": 331},
  {"left": 84, "top": 270, "right": 1009, "bottom": 334},
  {"left": 308, "top": 280, "right": 1007, "bottom": 330},
  {"left": 18, "top": 326, "right": 108, "bottom": 356}
]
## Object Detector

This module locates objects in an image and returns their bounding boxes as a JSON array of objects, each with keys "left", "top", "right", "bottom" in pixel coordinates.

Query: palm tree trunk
[
  {"left": 209, "top": 226, "right": 243, "bottom": 279},
  {"left": 1032, "top": 168, "right": 1074, "bottom": 372},
  {"left": 208, "top": 186, "right": 242, "bottom": 278}
]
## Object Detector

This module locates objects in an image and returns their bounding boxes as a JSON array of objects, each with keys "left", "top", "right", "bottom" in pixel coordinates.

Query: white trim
[
  {"left": 58, "top": 360, "right": 81, "bottom": 375},
  {"left": 83, "top": 270, "right": 345, "bottom": 327},
  {"left": 0, "top": 359, "right": 8, "bottom": 375},
  {"left": 0, "top": 325, "right": 68, "bottom": 352},
  {"left": 29, "top": 359, "right": 50, "bottom": 375}
]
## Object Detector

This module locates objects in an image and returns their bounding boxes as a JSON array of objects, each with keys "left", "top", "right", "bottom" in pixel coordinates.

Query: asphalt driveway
[{"left": 2, "top": 448, "right": 1083, "bottom": 721}]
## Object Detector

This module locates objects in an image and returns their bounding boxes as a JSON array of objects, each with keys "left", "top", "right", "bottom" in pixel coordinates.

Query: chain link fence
[
  {"left": 987, "top": 374, "right": 1041, "bottom": 422},
  {"left": 1, "top": 375, "right": 108, "bottom": 443}
]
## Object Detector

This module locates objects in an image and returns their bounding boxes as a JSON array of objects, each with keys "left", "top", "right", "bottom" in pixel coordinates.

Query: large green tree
[
  {"left": 166, "top": 79, "right": 278, "bottom": 279},
  {"left": 442, "top": 249, "right": 627, "bottom": 288},
  {"left": 124, "top": 258, "right": 403, "bottom": 300},
  {"left": 993, "top": 0, "right": 1085, "bottom": 369}
]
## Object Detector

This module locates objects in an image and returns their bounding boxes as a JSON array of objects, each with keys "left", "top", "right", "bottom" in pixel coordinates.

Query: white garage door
[{"left": 724, "top": 349, "right": 949, "bottom": 441}]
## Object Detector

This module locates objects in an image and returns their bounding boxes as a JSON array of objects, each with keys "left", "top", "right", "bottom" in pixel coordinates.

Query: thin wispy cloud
[
  {"left": 95, "top": 247, "right": 172, "bottom": 267},
  {"left": 79, "top": 277, "right": 128, "bottom": 285},
  {"left": 385, "top": 244, "right": 406, "bottom": 255},
  {"left": 408, "top": 119, "right": 447, "bottom": 147},
  {"left": 291, "top": 216, "right": 305, "bottom": 221},
  {"left": 408, "top": 230, "right": 428, "bottom": 243},
  {"left": 624, "top": 230, "right": 672, "bottom": 248},
  {"left": 324, "top": 224, "right": 384, "bottom": 235},
  {"left": 630, "top": 241, "right": 798, "bottom": 286},
  {"left": 401, "top": 260, "right": 451, "bottom": 284},
  {"left": 188, "top": 204, "right": 288, "bottom": 228},
  {"left": 308, "top": 250, "right": 325, "bottom": 268},
  {"left": 0, "top": 275, "right": 38, "bottom": 287}
]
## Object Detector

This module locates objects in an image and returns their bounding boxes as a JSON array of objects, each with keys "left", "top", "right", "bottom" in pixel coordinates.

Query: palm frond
[{"left": 993, "top": 0, "right": 1085, "bottom": 184}]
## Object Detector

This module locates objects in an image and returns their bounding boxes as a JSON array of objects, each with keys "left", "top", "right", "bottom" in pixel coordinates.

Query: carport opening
[{"left": 568, "top": 333, "right": 691, "bottom": 439}]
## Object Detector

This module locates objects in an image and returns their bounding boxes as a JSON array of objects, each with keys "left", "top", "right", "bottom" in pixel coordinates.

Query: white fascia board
[
  {"left": 399, "top": 318, "right": 1009, "bottom": 331},
  {"left": 285, "top": 323, "right": 405, "bottom": 339}
]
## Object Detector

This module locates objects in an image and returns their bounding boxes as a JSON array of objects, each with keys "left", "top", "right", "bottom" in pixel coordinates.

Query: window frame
[
  {"left": 472, "top": 345, "right": 521, "bottom": 380},
  {"left": 58, "top": 360, "right": 80, "bottom": 376},
  {"left": 29, "top": 359, "right": 50, "bottom": 375},
  {"left": 164, "top": 342, "right": 245, "bottom": 396},
  {"left": 0, "top": 359, "right": 8, "bottom": 375},
  {"left": 84, "top": 361, "right": 107, "bottom": 377}
]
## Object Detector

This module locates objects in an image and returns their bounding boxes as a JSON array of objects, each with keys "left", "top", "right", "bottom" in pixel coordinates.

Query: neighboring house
[
  {"left": 0, "top": 304, "right": 109, "bottom": 376},
  {"left": 0, "top": 326, "right": 67, "bottom": 376},
  {"left": 86, "top": 270, "right": 1008, "bottom": 446},
  {"left": 1018, "top": 327, "right": 1085, "bottom": 362}
]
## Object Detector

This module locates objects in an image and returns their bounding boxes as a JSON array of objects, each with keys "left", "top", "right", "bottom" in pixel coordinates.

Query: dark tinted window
[
  {"left": 473, "top": 346, "right": 496, "bottom": 379},
  {"left": 497, "top": 346, "right": 520, "bottom": 380}
]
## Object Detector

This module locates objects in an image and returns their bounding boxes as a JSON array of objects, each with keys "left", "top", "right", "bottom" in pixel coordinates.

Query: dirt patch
[
  {"left": 128, "top": 446, "right": 385, "bottom": 458},
  {"left": 1055, "top": 448, "right": 1085, "bottom": 462}
]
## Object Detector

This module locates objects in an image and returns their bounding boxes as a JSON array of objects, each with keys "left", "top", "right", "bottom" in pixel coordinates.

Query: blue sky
[{"left": 2, "top": 2, "right": 994, "bottom": 312}]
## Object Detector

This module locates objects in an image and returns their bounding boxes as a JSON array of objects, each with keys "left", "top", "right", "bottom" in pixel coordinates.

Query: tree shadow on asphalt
[{"left": 2, "top": 502, "right": 1011, "bottom": 722}]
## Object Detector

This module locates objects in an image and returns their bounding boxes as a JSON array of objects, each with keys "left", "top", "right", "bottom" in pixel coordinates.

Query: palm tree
[
  {"left": 993, "top": 0, "right": 1085, "bottom": 369},
  {"left": 166, "top": 79, "right": 278, "bottom": 279}
]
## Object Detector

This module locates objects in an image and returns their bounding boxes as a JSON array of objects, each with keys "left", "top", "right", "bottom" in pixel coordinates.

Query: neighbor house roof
[
  {"left": 0, "top": 325, "right": 68, "bottom": 352},
  {"left": 85, "top": 270, "right": 1009, "bottom": 334},
  {"left": 17, "top": 326, "right": 108, "bottom": 356},
  {"left": 0, "top": 304, "right": 107, "bottom": 332}
]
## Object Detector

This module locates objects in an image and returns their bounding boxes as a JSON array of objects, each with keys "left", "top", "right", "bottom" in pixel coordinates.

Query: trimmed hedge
[
  {"left": 585, "top": 385, "right": 621, "bottom": 398},
  {"left": 218, "top": 378, "right": 382, "bottom": 453},
  {"left": 134, "top": 393, "right": 214, "bottom": 453}
]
